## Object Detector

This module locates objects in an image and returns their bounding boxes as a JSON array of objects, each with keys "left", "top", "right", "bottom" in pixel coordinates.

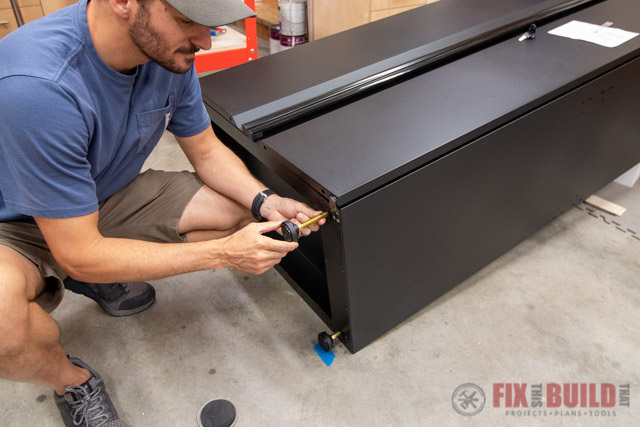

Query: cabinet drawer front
[
  {"left": 41, "top": 0, "right": 75, "bottom": 15},
  {"left": 371, "top": 0, "right": 425, "bottom": 12},
  {"left": 17, "top": 0, "right": 42, "bottom": 8},
  {"left": 0, "top": 8, "right": 18, "bottom": 39}
]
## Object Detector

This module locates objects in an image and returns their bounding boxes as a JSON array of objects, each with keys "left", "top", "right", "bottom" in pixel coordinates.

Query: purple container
[{"left": 280, "top": 34, "right": 308, "bottom": 49}]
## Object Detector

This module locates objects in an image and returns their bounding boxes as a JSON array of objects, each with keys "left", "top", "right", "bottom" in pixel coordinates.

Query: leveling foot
[
  {"left": 318, "top": 331, "right": 342, "bottom": 352},
  {"left": 281, "top": 212, "right": 329, "bottom": 242}
]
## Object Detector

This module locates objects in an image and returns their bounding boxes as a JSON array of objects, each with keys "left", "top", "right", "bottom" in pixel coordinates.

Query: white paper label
[{"left": 548, "top": 20, "right": 638, "bottom": 48}]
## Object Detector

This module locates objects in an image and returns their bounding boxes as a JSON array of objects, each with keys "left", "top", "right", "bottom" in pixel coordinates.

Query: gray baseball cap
[{"left": 165, "top": 0, "right": 256, "bottom": 27}]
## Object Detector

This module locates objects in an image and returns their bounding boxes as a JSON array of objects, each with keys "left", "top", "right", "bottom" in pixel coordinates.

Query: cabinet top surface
[{"left": 203, "top": 0, "right": 640, "bottom": 203}]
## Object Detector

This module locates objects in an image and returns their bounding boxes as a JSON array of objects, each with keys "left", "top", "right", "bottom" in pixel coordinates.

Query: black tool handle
[{"left": 281, "top": 221, "right": 299, "bottom": 242}]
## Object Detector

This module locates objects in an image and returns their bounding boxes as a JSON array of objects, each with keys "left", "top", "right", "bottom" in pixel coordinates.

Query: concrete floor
[
  {"left": 1, "top": 131, "right": 638, "bottom": 427},
  {"left": 2, "top": 43, "right": 640, "bottom": 427}
]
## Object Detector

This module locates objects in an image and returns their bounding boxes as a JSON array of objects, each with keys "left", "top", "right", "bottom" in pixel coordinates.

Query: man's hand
[
  {"left": 259, "top": 195, "right": 326, "bottom": 238},
  {"left": 219, "top": 221, "right": 299, "bottom": 274}
]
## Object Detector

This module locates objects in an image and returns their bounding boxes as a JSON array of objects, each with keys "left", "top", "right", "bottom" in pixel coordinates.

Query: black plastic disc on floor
[{"left": 197, "top": 399, "right": 237, "bottom": 427}]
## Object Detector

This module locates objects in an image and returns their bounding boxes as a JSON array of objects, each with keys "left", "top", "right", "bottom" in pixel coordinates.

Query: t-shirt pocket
[{"left": 136, "top": 96, "right": 174, "bottom": 156}]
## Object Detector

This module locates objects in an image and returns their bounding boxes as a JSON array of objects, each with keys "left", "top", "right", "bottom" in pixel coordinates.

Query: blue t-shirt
[{"left": 0, "top": 0, "right": 210, "bottom": 221}]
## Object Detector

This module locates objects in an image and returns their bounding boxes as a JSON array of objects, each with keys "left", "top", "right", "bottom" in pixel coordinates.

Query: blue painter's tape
[{"left": 314, "top": 343, "right": 335, "bottom": 366}]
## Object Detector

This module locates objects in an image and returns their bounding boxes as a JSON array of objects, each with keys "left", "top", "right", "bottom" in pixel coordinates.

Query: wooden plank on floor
[{"left": 585, "top": 195, "right": 626, "bottom": 216}]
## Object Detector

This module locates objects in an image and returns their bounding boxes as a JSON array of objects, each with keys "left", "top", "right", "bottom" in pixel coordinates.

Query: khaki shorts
[{"left": 0, "top": 169, "right": 203, "bottom": 312}]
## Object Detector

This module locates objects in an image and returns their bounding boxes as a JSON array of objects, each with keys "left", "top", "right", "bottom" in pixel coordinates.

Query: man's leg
[
  {"left": 0, "top": 244, "right": 130, "bottom": 426},
  {"left": 66, "top": 172, "right": 253, "bottom": 315},
  {"left": 0, "top": 245, "right": 89, "bottom": 394},
  {"left": 177, "top": 184, "right": 253, "bottom": 242}
]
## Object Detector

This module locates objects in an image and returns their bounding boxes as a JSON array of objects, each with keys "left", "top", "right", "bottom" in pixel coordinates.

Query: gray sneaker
[
  {"left": 54, "top": 357, "right": 128, "bottom": 427},
  {"left": 64, "top": 278, "right": 155, "bottom": 317}
]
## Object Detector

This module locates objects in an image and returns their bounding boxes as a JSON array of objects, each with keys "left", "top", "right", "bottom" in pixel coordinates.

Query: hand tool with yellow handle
[{"left": 281, "top": 212, "right": 328, "bottom": 242}]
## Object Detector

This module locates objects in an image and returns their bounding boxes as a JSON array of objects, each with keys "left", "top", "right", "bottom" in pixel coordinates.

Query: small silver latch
[{"left": 519, "top": 24, "right": 537, "bottom": 41}]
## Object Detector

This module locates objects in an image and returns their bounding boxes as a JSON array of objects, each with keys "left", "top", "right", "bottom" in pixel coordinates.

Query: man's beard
[{"left": 129, "top": 3, "right": 198, "bottom": 74}]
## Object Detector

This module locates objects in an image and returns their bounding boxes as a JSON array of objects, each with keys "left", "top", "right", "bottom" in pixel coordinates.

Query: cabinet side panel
[{"left": 342, "top": 57, "right": 640, "bottom": 352}]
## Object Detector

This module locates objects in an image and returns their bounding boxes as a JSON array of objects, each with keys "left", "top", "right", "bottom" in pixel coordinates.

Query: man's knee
[
  {"left": 0, "top": 275, "right": 31, "bottom": 357},
  {"left": 0, "top": 248, "right": 43, "bottom": 357},
  {"left": 179, "top": 185, "right": 255, "bottom": 235}
]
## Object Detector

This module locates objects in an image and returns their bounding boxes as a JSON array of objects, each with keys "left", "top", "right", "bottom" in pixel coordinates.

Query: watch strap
[{"left": 251, "top": 189, "right": 275, "bottom": 221}]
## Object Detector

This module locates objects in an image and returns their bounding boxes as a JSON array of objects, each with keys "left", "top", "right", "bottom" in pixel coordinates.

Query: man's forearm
[
  {"left": 177, "top": 127, "right": 266, "bottom": 210},
  {"left": 58, "top": 235, "right": 225, "bottom": 283},
  {"left": 36, "top": 212, "right": 297, "bottom": 282}
]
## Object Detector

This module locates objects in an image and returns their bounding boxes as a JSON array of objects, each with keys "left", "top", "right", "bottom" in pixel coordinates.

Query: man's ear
[{"left": 108, "top": 0, "right": 137, "bottom": 19}]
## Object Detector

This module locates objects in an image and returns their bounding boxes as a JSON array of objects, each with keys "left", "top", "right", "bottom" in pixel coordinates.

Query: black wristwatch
[{"left": 251, "top": 189, "right": 275, "bottom": 221}]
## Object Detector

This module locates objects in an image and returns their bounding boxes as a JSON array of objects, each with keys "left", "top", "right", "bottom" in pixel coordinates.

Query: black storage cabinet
[{"left": 201, "top": 0, "right": 640, "bottom": 352}]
